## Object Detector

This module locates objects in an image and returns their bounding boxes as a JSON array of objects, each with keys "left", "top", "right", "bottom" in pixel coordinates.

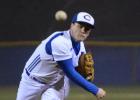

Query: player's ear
[
  {"left": 70, "top": 23, "right": 75, "bottom": 27},
  {"left": 71, "top": 22, "right": 75, "bottom": 25}
]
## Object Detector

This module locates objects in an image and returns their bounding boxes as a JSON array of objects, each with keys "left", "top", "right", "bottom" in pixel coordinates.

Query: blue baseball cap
[{"left": 71, "top": 12, "right": 95, "bottom": 29}]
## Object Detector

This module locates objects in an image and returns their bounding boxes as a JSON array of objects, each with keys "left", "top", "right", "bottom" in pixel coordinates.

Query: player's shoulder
[
  {"left": 52, "top": 36, "right": 70, "bottom": 47},
  {"left": 41, "top": 30, "right": 71, "bottom": 48},
  {"left": 42, "top": 31, "right": 65, "bottom": 42},
  {"left": 52, "top": 30, "right": 70, "bottom": 42},
  {"left": 52, "top": 31, "right": 71, "bottom": 48}
]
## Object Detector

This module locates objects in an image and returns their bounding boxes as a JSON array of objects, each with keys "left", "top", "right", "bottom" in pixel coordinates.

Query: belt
[{"left": 25, "top": 69, "right": 46, "bottom": 84}]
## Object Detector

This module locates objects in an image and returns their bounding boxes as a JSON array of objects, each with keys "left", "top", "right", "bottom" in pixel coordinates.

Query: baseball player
[{"left": 16, "top": 12, "right": 106, "bottom": 100}]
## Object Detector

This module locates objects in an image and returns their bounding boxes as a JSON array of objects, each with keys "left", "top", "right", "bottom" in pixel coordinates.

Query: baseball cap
[{"left": 71, "top": 12, "right": 95, "bottom": 29}]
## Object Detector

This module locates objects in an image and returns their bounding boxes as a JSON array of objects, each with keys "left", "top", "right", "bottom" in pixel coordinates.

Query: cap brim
[{"left": 77, "top": 21, "right": 95, "bottom": 29}]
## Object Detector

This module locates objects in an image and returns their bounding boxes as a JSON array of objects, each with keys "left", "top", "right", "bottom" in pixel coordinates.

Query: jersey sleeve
[{"left": 51, "top": 36, "right": 72, "bottom": 61}]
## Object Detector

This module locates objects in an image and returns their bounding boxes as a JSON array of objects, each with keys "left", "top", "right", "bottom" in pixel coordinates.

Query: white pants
[{"left": 16, "top": 73, "right": 70, "bottom": 100}]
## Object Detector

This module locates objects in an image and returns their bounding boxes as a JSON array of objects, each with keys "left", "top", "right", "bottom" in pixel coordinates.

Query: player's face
[{"left": 70, "top": 22, "right": 92, "bottom": 42}]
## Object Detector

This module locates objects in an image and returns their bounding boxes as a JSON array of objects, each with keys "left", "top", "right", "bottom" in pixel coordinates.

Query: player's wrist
[
  {"left": 94, "top": 87, "right": 99, "bottom": 95},
  {"left": 89, "top": 86, "right": 99, "bottom": 95},
  {"left": 96, "top": 88, "right": 106, "bottom": 99}
]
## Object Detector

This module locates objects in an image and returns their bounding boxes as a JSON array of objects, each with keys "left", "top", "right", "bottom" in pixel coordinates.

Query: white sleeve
[{"left": 51, "top": 37, "right": 72, "bottom": 61}]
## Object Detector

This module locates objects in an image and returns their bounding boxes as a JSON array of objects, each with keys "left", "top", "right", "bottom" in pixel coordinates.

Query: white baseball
[{"left": 55, "top": 10, "right": 67, "bottom": 21}]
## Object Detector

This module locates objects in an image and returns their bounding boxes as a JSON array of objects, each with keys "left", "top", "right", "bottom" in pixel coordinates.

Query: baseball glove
[{"left": 75, "top": 53, "right": 94, "bottom": 82}]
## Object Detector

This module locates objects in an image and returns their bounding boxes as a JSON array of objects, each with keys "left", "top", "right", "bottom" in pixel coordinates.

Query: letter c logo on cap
[{"left": 84, "top": 15, "right": 91, "bottom": 21}]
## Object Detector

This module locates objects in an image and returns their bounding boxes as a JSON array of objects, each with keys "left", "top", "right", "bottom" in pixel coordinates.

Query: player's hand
[{"left": 96, "top": 88, "right": 106, "bottom": 100}]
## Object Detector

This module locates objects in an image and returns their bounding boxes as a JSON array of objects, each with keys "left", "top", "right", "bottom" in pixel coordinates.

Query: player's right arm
[
  {"left": 57, "top": 58, "right": 106, "bottom": 99},
  {"left": 57, "top": 58, "right": 98, "bottom": 95},
  {"left": 50, "top": 34, "right": 106, "bottom": 99}
]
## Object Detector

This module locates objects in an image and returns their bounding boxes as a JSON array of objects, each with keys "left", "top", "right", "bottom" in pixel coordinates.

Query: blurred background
[{"left": 0, "top": 0, "right": 140, "bottom": 100}]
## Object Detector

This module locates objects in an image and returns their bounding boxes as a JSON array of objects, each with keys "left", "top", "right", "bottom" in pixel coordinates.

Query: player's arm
[
  {"left": 51, "top": 36, "right": 105, "bottom": 98},
  {"left": 57, "top": 58, "right": 99, "bottom": 95}
]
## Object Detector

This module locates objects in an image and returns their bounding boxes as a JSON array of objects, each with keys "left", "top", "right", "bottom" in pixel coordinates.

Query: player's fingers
[
  {"left": 97, "top": 96, "right": 104, "bottom": 100},
  {"left": 96, "top": 88, "right": 106, "bottom": 99}
]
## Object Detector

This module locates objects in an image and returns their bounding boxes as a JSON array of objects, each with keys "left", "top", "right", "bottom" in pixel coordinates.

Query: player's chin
[
  {"left": 76, "top": 38, "right": 84, "bottom": 42},
  {"left": 77, "top": 39, "right": 85, "bottom": 42},
  {"left": 80, "top": 37, "right": 87, "bottom": 41},
  {"left": 75, "top": 37, "right": 86, "bottom": 42}
]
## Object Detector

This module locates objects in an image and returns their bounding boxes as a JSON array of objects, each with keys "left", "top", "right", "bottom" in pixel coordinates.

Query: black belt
[{"left": 25, "top": 69, "right": 46, "bottom": 84}]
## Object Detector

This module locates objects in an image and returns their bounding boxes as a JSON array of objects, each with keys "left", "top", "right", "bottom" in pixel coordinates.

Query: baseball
[{"left": 55, "top": 10, "right": 67, "bottom": 21}]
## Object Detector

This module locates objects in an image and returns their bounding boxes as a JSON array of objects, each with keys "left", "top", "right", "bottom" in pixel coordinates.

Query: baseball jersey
[{"left": 22, "top": 30, "right": 86, "bottom": 86}]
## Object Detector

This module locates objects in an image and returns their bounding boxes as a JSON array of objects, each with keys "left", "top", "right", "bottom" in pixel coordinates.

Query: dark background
[
  {"left": 0, "top": 0, "right": 140, "bottom": 41},
  {"left": 0, "top": 0, "right": 140, "bottom": 86}
]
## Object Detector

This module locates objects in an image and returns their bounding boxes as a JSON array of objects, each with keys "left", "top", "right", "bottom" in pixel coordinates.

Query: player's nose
[{"left": 81, "top": 27, "right": 86, "bottom": 32}]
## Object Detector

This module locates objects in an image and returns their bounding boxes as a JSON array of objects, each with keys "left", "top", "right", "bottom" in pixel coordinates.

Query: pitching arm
[{"left": 57, "top": 58, "right": 99, "bottom": 95}]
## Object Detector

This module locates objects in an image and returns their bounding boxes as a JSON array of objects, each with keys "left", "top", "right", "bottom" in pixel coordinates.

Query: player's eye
[
  {"left": 84, "top": 27, "right": 91, "bottom": 32},
  {"left": 78, "top": 22, "right": 91, "bottom": 32}
]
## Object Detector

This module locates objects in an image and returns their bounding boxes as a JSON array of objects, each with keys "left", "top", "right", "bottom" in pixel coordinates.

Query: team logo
[{"left": 83, "top": 15, "right": 91, "bottom": 21}]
